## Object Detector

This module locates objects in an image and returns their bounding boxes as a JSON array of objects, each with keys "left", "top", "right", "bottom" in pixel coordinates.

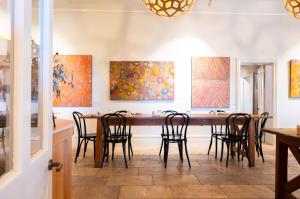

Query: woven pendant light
[
  {"left": 143, "top": 0, "right": 195, "bottom": 17},
  {"left": 284, "top": 0, "right": 300, "bottom": 19}
]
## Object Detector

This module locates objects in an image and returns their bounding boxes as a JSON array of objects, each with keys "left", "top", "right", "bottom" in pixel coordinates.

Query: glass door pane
[
  {"left": 0, "top": 0, "right": 13, "bottom": 177},
  {"left": 31, "top": 0, "right": 42, "bottom": 155}
]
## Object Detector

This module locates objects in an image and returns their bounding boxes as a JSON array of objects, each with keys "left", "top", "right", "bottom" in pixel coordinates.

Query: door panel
[{"left": 257, "top": 66, "right": 265, "bottom": 114}]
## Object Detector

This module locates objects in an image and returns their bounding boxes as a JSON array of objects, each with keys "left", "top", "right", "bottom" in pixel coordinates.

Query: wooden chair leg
[
  {"left": 220, "top": 140, "right": 224, "bottom": 162},
  {"left": 75, "top": 139, "right": 84, "bottom": 163},
  {"left": 215, "top": 136, "right": 218, "bottom": 159},
  {"left": 159, "top": 138, "right": 164, "bottom": 156},
  {"left": 164, "top": 141, "right": 169, "bottom": 168},
  {"left": 259, "top": 137, "right": 265, "bottom": 162},
  {"left": 112, "top": 143, "right": 115, "bottom": 160},
  {"left": 122, "top": 142, "right": 128, "bottom": 168},
  {"left": 101, "top": 142, "right": 107, "bottom": 168},
  {"left": 226, "top": 142, "right": 230, "bottom": 167},
  {"left": 178, "top": 142, "right": 183, "bottom": 162},
  {"left": 208, "top": 135, "right": 213, "bottom": 155},
  {"left": 184, "top": 140, "right": 191, "bottom": 168}
]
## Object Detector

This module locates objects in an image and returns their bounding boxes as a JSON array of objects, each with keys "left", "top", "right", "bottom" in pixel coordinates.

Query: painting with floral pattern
[
  {"left": 290, "top": 59, "right": 300, "bottom": 98},
  {"left": 192, "top": 57, "right": 230, "bottom": 108},
  {"left": 110, "top": 61, "right": 174, "bottom": 100},
  {"left": 53, "top": 54, "right": 92, "bottom": 106}
]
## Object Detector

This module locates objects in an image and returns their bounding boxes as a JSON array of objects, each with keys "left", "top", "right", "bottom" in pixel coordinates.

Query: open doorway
[{"left": 237, "top": 60, "right": 276, "bottom": 145}]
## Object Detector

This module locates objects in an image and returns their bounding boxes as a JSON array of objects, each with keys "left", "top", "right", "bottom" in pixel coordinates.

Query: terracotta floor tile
[
  {"left": 220, "top": 185, "right": 274, "bottom": 198},
  {"left": 243, "top": 175, "right": 275, "bottom": 185},
  {"left": 139, "top": 167, "right": 180, "bottom": 175},
  {"left": 153, "top": 175, "right": 200, "bottom": 185},
  {"left": 97, "top": 168, "right": 138, "bottom": 176},
  {"left": 171, "top": 185, "right": 228, "bottom": 198},
  {"left": 119, "top": 186, "right": 173, "bottom": 198},
  {"left": 178, "top": 165, "right": 222, "bottom": 175},
  {"left": 72, "top": 168, "right": 99, "bottom": 176},
  {"left": 106, "top": 175, "right": 153, "bottom": 186},
  {"left": 72, "top": 176, "right": 108, "bottom": 187},
  {"left": 196, "top": 174, "right": 249, "bottom": 185},
  {"left": 86, "top": 186, "right": 121, "bottom": 199}
]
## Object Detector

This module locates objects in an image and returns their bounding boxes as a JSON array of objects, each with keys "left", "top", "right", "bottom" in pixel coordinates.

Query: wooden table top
[
  {"left": 53, "top": 119, "right": 74, "bottom": 134},
  {"left": 263, "top": 128, "right": 300, "bottom": 140},
  {"left": 81, "top": 113, "right": 271, "bottom": 120}
]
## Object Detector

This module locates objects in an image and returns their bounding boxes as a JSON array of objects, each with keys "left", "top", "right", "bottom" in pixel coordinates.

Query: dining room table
[
  {"left": 81, "top": 113, "right": 271, "bottom": 168},
  {"left": 263, "top": 128, "right": 300, "bottom": 199}
]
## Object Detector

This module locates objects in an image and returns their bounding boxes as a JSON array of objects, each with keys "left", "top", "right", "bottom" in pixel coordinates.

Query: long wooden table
[
  {"left": 82, "top": 113, "right": 270, "bottom": 168},
  {"left": 263, "top": 128, "right": 300, "bottom": 199}
]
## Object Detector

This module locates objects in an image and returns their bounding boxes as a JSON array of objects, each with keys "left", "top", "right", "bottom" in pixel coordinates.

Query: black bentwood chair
[
  {"left": 114, "top": 110, "right": 133, "bottom": 160},
  {"left": 73, "top": 111, "right": 96, "bottom": 163},
  {"left": 163, "top": 113, "right": 191, "bottom": 168},
  {"left": 255, "top": 112, "right": 269, "bottom": 162},
  {"left": 101, "top": 113, "right": 128, "bottom": 168},
  {"left": 159, "top": 110, "right": 178, "bottom": 156},
  {"left": 207, "top": 110, "right": 226, "bottom": 159},
  {"left": 220, "top": 113, "right": 251, "bottom": 167}
]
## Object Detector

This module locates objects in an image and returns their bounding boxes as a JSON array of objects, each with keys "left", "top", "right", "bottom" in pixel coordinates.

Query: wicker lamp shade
[
  {"left": 143, "top": 0, "right": 195, "bottom": 17},
  {"left": 284, "top": 0, "right": 300, "bottom": 19}
]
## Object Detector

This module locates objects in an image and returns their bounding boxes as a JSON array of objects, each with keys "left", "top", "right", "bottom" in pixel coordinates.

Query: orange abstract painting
[
  {"left": 290, "top": 59, "right": 300, "bottom": 98},
  {"left": 110, "top": 61, "right": 174, "bottom": 100},
  {"left": 192, "top": 57, "right": 230, "bottom": 108},
  {"left": 53, "top": 55, "right": 92, "bottom": 106}
]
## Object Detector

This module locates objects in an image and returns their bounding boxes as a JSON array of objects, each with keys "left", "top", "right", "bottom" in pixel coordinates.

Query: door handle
[{"left": 48, "top": 159, "right": 63, "bottom": 172}]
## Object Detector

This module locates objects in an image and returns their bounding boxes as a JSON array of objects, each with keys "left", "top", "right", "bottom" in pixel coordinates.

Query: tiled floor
[{"left": 72, "top": 144, "right": 300, "bottom": 199}]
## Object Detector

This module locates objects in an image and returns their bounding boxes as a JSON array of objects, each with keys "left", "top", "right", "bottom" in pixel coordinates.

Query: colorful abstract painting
[
  {"left": 290, "top": 59, "right": 300, "bottom": 98},
  {"left": 53, "top": 55, "right": 92, "bottom": 106},
  {"left": 110, "top": 61, "right": 174, "bottom": 100},
  {"left": 192, "top": 57, "right": 230, "bottom": 108}
]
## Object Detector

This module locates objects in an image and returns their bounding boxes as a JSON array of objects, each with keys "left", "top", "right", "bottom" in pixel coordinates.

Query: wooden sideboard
[{"left": 52, "top": 119, "right": 73, "bottom": 199}]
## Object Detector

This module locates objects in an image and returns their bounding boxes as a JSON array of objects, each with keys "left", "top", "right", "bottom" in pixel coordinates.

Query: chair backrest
[
  {"left": 165, "top": 113, "right": 190, "bottom": 140},
  {"left": 256, "top": 112, "right": 269, "bottom": 135},
  {"left": 225, "top": 113, "right": 251, "bottom": 139},
  {"left": 209, "top": 110, "right": 226, "bottom": 133},
  {"left": 72, "top": 111, "right": 87, "bottom": 138},
  {"left": 161, "top": 110, "right": 178, "bottom": 133},
  {"left": 102, "top": 113, "right": 127, "bottom": 141},
  {"left": 162, "top": 110, "right": 177, "bottom": 114},
  {"left": 114, "top": 110, "right": 128, "bottom": 114}
]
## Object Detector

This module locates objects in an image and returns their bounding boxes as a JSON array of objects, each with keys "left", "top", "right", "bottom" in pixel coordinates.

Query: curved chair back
[
  {"left": 162, "top": 110, "right": 177, "bottom": 114},
  {"left": 115, "top": 110, "right": 128, "bottom": 114},
  {"left": 102, "top": 113, "right": 127, "bottom": 141},
  {"left": 165, "top": 113, "right": 190, "bottom": 140},
  {"left": 225, "top": 113, "right": 251, "bottom": 139},
  {"left": 256, "top": 112, "right": 269, "bottom": 136},
  {"left": 73, "top": 111, "right": 87, "bottom": 138}
]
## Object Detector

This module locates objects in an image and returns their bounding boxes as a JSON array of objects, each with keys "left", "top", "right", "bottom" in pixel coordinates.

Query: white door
[
  {"left": 242, "top": 75, "right": 254, "bottom": 114},
  {"left": 257, "top": 66, "right": 265, "bottom": 115},
  {"left": 0, "top": 0, "right": 53, "bottom": 198}
]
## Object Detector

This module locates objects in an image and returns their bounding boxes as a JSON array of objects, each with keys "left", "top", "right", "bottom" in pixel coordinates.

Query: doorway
[{"left": 237, "top": 60, "right": 276, "bottom": 145}]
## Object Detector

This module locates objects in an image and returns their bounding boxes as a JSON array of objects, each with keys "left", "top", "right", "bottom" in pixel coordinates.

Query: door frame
[
  {"left": 236, "top": 58, "right": 277, "bottom": 129},
  {"left": 0, "top": 0, "right": 53, "bottom": 198}
]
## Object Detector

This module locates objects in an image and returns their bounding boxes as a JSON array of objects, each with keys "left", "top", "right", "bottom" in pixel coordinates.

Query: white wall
[{"left": 32, "top": 2, "right": 300, "bottom": 151}]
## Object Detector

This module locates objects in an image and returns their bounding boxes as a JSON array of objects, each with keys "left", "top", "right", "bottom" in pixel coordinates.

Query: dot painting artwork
[
  {"left": 53, "top": 55, "right": 92, "bottom": 107},
  {"left": 192, "top": 57, "right": 230, "bottom": 108},
  {"left": 110, "top": 61, "right": 175, "bottom": 100},
  {"left": 290, "top": 59, "right": 300, "bottom": 98}
]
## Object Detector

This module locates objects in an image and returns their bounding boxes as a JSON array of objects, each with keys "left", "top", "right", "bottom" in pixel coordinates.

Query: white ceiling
[{"left": 40, "top": 0, "right": 286, "bottom": 14}]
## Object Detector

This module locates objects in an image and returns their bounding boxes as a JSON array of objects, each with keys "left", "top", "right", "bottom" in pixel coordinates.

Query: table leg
[
  {"left": 95, "top": 118, "right": 103, "bottom": 168},
  {"left": 248, "top": 119, "right": 256, "bottom": 167},
  {"left": 275, "top": 135, "right": 288, "bottom": 199}
]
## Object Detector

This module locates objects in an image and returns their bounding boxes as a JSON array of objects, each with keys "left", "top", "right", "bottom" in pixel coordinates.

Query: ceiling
[{"left": 32, "top": 0, "right": 287, "bottom": 14}]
